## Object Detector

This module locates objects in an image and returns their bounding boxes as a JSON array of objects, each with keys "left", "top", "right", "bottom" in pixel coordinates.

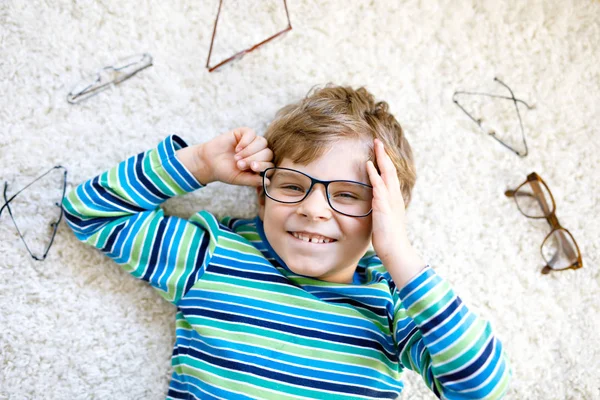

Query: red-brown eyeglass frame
[{"left": 206, "top": 0, "right": 292, "bottom": 72}]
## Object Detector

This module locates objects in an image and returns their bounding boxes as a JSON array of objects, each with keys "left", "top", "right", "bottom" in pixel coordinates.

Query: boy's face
[{"left": 258, "top": 139, "right": 373, "bottom": 284}]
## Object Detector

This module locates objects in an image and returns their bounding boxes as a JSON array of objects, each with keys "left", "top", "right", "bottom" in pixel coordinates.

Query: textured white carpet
[{"left": 1, "top": 0, "right": 599, "bottom": 399}]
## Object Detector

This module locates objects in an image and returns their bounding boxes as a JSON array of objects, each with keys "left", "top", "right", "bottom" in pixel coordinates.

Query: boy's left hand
[{"left": 366, "top": 139, "right": 425, "bottom": 287}]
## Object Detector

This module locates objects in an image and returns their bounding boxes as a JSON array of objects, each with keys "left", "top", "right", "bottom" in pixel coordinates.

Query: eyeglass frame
[
  {"left": 260, "top": 167, "right": 373, "bottom": 218},
  {"left": 505, "top": 172, "right": 582, "bottom": 274},
  {"left": 453, "top": 77, "right": 534, "bottom": 158},
  {"left": 206, "top": 0, "right": 292, "bottom": 72},
  {"left": 0, "top": 166, "right": 68, "bottom": 261},
  {"left": 67, "top": 53, "right": 153, "bottom": 104}
]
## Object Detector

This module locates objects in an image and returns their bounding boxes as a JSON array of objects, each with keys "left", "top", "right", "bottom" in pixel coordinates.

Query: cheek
[{"left": 341, "top": 217, "right": 373, "bottom": 242}]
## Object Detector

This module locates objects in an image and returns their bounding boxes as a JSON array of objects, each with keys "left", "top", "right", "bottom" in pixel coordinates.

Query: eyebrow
[{"left": 281, "top": 167, "right": 370, "bottom": 186}]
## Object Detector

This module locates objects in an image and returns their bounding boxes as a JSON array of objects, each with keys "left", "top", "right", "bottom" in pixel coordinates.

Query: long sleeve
[
  {"left": 62, "top": 135, "right": 216, "bottom": 305},
  {"left": 394, "top": 266, "right": 510, "bottom": 399}
]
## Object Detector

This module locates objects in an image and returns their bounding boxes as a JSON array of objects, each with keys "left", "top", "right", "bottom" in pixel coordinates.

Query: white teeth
[{"left": 291, "top": 232, "right": 333, "bottom": 244}]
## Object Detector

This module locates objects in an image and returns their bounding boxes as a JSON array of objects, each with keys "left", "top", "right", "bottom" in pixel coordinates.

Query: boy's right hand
[{"left": 178, "top": 127, "right": 274, "bottom": 187}]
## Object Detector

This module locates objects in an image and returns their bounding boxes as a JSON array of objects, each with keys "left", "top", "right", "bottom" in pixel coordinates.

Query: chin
[{"left": 286, "top": 261, "right": 328, "bottom": 278}]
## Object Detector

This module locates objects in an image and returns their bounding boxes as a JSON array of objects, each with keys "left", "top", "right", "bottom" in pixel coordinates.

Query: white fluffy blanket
[{"left": 1, "top": 0, "right": 599, "bottom": 398}]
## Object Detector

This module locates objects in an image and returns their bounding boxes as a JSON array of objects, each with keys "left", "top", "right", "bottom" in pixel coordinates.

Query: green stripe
[
  {"left": 171, "top": 222, "right": 201, "bottom": 300},
  {"left": 190, "top": 212, "right": 218, "bottom": 257},
  {"left": 177, "top": 362, "right": 303, "bottom": 400},
  {"left": 184, "top": 322, "right": 396, "bottom": 376},
  {"left": 149, "top": 150, "right": 186, "bottom": 196},
  {"left": 219, "top": 234, "right": 263, "bottom": 257},
  {"left": 201, "top": 274, "right": 369, "bottom": 321},
  {"left": 434, "top": 319, "right": 487, "bottom": 363},
  {"left": 144, "top": 150, "right": 175, "bottom": 196},
  {"left": 433, "top": 323, "right": 491, "bottom": 375},
  {"left": 407, "top": 281, "right": 451, "bottom": 319},
  {"left": 485, "top": 365, "right": 510, "bottom": 399}
]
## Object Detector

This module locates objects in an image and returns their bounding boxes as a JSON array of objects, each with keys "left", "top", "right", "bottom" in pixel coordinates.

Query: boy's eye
[
  {"left": 332, "top": 192, "right": 359, "bottom": 200},
  {"left": 280, "top": 184, "right": 305, "bottom": 192}
]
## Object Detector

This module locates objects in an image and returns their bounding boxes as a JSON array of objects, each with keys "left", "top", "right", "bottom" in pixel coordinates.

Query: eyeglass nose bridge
[{"left": 298, "top": 177, "right": 335, "bottom": 210}]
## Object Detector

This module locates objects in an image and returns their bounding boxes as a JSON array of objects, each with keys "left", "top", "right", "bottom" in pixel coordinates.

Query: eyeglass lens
[
  {"left": 541, "top": 229, "right": 579, "bottom": 271},
  {"left": 514, "top": 179, "right": 580, "bottom": 272},
  {"left": 514, "top": 180, "right": 554, "bottom": 217},
  {"left": 264, "top": 169, "right": 372, "bottom": 217}
]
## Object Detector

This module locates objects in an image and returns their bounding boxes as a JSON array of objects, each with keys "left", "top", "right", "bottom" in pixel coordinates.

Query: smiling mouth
[{"left": 288, "top": 231, "right": 337, "bottom": 244}]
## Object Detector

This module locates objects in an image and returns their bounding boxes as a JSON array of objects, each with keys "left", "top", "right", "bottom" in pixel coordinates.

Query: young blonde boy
[{"left": 63, "top": 85, "right": 510, "bottom": 399}]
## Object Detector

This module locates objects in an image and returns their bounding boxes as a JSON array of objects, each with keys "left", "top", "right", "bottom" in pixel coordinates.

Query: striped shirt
[{"left": 62, "top": 135, "right": 510, "bottom": 399}]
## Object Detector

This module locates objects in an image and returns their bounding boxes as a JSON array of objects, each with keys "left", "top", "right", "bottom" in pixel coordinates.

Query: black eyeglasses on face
[
  {"left": 260, "top": 167, "right": 373, "bottom": 218},
  {"left": 0, "top": 166, "right": 68, "bottom": 261}
]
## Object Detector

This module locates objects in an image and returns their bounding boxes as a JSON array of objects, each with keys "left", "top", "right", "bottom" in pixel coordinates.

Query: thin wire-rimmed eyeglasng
[
  {"left": 505, "top": 172, "right": 582, "bottom": 274},
  {"left": 206, "top": 0, "right": 292, "bottom": 72},
  {"left": 453, "top": 77, "right": 534, "bottom": 157},
  {"left": 0, "top": 166, "right": 68, "bottom": 261},
  {"left": 260, "top": 167, "right": 373, "bottom": 218},
  {"left": 67, "top": 53, "right": 153, "bottom": 104}
]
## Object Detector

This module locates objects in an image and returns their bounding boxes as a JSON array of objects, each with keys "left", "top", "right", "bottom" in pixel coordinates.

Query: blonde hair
[{"left": 264, "top": 84, "right": 417, "bottom": 206}]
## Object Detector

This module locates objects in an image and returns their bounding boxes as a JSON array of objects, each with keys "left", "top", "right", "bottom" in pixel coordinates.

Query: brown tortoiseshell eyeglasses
[{"left": 505, "top": 172, "right": 582, "bottom": 274}]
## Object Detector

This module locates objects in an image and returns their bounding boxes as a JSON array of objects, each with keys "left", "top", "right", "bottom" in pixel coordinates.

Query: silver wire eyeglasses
[
  {"left": 260, "top": 167, "right": 373, "bottom": 217},
  {"left": 67, "top": 53, "right": 153, "bottom": 104},
  {"left": 453, "top": 77, "right": 534, "bottom": 157},
  {"left": 1, "top": 166, "right": 67, "bottom": 261}
]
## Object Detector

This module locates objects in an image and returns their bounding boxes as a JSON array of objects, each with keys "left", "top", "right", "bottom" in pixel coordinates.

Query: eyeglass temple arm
[{"left": 68, "top": 55, "right": 153, "bottom": 103}]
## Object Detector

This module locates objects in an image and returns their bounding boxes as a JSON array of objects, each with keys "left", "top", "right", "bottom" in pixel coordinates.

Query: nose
[{"left": 296, "top": 184, "right": 332, "bottom": 220}]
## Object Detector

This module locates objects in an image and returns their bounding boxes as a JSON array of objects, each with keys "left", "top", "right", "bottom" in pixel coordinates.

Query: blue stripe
[
  {"left": 109, "top": 212, "right": 148, "bottom": 265},
  {"left": 440, "top": 336, "right": 494, "bottom": 384},
  {"left": 152, "top": 217, "right": 182, "bottom": 291},
  {"left": 102, "top": 222, "right": 126, "bottom": 253},
  {"left": 183, "top": 345, "right": 400, "bottom": 398},
  {"left": 208, "top": 264, "right": 293, "bottom": 285},
  {"left": 399, "top": 267, "right": 436, "bottom": 299},
  {"left": 158, "top": 140, "right": 200, "bottom": 192},
  {"left": 420, "top": 297, "right": 462, "bottom": 335},
  {"left": 134, "top": 152, "right": 170, "bottom": 201},
  {"left": 90, "top": 175, "right": 146, "bottom": 213},
  {"left": 180, "top": 336, "right": 400, "bottom": 392},
  {"left": 188, "top": 296, "right": 396, "bottom": 355},
  {"left": 143, "top": 217, "right": 167, "bottom": 281},
  {"left": 182, "top": 233, "right": 210, "bottom": 296},
  {"left": 182, "top": 306, "right": 396, "bottom": 359},
  {"left": 184, "top": 286, "right": 388, "bottom": 334},
  {"left": 126, "top": 153, "right": 165, "bottom": 206},
  {"left": 117, "top": 158, "right": 155, "bottom": 209},
  {"left": 428, "top": 311, "right": 477, "bottom": 354}
]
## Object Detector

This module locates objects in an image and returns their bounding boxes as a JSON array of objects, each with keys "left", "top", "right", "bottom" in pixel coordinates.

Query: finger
[
  {"left": 235, "top": 135, "right": 269, "bottom": 160},
  {"left": 366, "top": 160, "right": 388, "bottom": 198},
  {"left": 236, "top": 147, "right": 273, "bottom": 170},
  {"left": 249, "top": 160, "right": 274, "bottom": 173},
  {"left": 233, "top": 127, "right": 256, "bottom": 153},
  {"left": 240, "top": 147, "right": 273, "bottom": 163},
  {"left": 236, "top": 158, "right": 275, "bottom": 172},
  {"left": 374, "top": 139, "right": 401, "bottom": 193},
  {"left": 236, "top": 146, "right": 274, "bottom": 170},
  {"left": 233, "top": 171, "right": 264, "bottom": 187}
]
